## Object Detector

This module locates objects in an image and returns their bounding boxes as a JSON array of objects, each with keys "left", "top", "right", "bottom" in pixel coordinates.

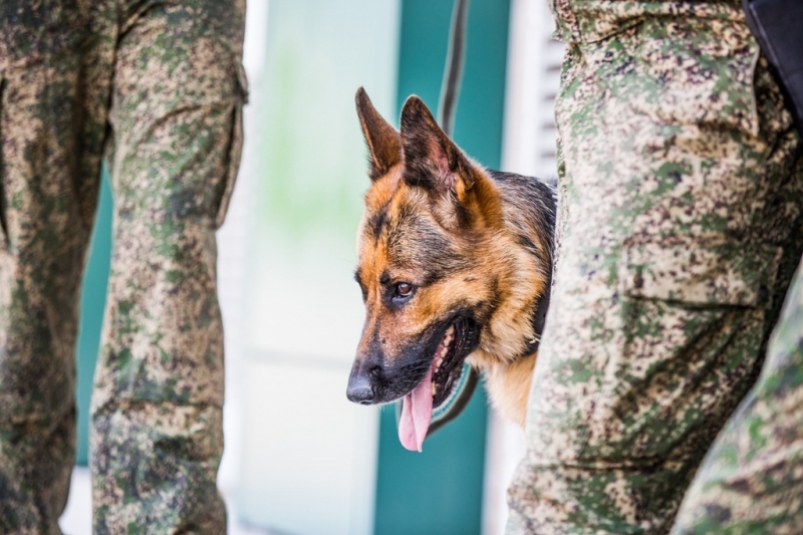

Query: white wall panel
[{"left": 233, "top": 1, "right": 401, "bottom": 533}]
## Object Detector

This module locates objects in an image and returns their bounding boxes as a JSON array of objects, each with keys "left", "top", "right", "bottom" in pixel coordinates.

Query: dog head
[{"left": 347, "top": 89, "right": 550, "bottom": 450}]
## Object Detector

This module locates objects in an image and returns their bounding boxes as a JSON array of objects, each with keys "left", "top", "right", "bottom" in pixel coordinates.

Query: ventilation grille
[
  {"left": 501, "top": 0, "right": 566, "bottom": 182},
  {"left": 534, "top": 37, "right": 565, "bottom": 180}
]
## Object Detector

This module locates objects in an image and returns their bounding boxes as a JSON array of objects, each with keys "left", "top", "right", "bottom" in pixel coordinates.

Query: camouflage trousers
[
  {"left": 670, "top": 254, "right": 803, "bottom": 533},
  {"left": 0, "top": 1, "right": 246, "bottom": 533},
  {"left": 506, "top": 3, "right": 803, "bottom": 534}
]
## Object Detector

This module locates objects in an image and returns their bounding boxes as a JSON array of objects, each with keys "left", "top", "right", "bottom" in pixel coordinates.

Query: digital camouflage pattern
[
  {"left": 0, "top": 0, "right": 246, "bottom": 533},
  {"left": 670, "top": 255, "right": 803, "bottom": 534},
  {"left": 506, "top": 1, "right": 803, "bottom": 533}
]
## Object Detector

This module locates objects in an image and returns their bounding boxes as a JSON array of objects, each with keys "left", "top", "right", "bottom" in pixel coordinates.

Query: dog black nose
[{"left": 347, "top": 374, "right": 376, "bottom": 405}]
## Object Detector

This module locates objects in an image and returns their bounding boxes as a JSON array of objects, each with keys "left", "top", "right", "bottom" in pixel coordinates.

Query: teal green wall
[
  {"left": 75, "top": 169, "right": 113, "bottom": 465},
  {"left": 374, "top": 1, "right": 511, "bottom": 533},
  {"left": 375, "top": 395, "right": 491, "bottom": 535}
]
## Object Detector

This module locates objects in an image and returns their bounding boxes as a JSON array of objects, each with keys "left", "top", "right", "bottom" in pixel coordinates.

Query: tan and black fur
[{"left": 346, "top": 89, "right": 556, "bottom": 427}]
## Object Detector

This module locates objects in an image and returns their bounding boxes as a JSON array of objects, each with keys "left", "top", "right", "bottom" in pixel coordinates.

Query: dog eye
[{"left": 394, "top": 282, "right": 414, "bottom": 299}]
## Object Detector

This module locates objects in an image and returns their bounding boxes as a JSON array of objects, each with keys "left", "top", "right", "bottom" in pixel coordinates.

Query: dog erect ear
[
  {"left": 399, "top": 96, "right": 475, "bottom": 195},
  {"left": 356, "top": 88, "right": 401, "bottom": 181}
]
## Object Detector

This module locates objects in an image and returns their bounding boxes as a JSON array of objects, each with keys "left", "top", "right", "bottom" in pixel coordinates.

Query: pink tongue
[{"left": 398, "top": 364, "right": 434, "bottom": 452}]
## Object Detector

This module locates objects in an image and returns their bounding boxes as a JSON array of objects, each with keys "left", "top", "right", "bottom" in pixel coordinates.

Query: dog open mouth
[{"left": 398, "top": 316, "right": 478, "bottom": 451}]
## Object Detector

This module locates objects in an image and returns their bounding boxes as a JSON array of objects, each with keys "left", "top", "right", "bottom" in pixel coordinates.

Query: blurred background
[{"left": 59, "top": 0, "right": 564, "bottom": 533}]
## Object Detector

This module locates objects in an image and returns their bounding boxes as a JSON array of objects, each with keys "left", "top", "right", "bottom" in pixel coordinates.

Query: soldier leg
[
  {"left": 506, "top": 15, "right": 803, "bottom": 535},
  {"left": 671, "top": 252, "right": 803, "bottom": 534},
  {"left": 0, "top": 2, "right": 114, "bottom": 533},
  {"left": 89, "top": 1, "right": 246, "bottom": 533}
]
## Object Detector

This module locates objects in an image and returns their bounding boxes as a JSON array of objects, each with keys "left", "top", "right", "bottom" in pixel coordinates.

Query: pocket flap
[{"left": 620, "top": 238, "right": 782, "bottom": 306}]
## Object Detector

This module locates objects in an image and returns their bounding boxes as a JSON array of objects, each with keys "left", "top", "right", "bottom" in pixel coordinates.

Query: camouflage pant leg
[
  {"left": 0, "top": 2, "right": 116, "bottom": 533},
  {"left": 89, "top": 1, "right": 246, "bottom": 533},
  {"left": 670, "top": 253, "right": 803, "bottom": 534},
  {"left": 506, "top": 14, "right": 803, "bottom": 535}
]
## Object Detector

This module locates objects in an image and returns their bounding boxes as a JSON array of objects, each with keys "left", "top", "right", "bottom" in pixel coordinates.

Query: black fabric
[{"left": 743, "top": 0, "right": 803, "bottom": 135}]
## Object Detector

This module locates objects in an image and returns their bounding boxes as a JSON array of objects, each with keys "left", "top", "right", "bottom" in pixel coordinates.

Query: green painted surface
[
  {"left": 75, "top": 169, "right": 113, "bottom": 466},
  {"left": 373, "top": 1, "right": 511, "bottom": 533},
  {"left": 245, "top": 0, "right": 400, "bottom": 366},
  {"left": 253, "top": 0, "right": 398, "bottom": 242}
]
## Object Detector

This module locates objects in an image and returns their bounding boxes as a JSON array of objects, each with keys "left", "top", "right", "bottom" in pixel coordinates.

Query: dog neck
[{"left": 483, "top": 351, "right": 537, "bottom": 427}]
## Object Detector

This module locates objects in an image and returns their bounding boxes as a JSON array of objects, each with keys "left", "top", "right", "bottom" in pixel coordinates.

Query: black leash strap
[
  {"left": 425, "top": 0, "right": 477, "bottom": 440},
  {"left": 742, "top": 0, "right": 803, "bottom": 135},
  {"left": 438, "top": 0, "right": 470, "bottom": 138}
]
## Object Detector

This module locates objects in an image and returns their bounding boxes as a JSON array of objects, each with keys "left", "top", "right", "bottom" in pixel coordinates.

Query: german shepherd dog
[{"left": 346, "top": 88, "right": 557, "bottom": 451}]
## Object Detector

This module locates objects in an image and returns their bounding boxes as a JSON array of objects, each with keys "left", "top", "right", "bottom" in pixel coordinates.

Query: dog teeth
[
  {"left": 432, "top": 325, "right": 456, "bottom": 378},
  {"left": 442, "top": 326, "right": 455, "bottom": 347},
  {"left": 432, "top": 383, "right": 437, "bottom": 397}
]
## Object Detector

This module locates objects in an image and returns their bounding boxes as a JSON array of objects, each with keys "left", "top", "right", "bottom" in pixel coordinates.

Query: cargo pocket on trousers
[
  {"left": 621, "top": 238, "right": 782, "bottom": 307},
  {"left": 600, "top": 237, "right": 783, "bottom": 461},
  {"left": 214, "top": 60, "right": 249, "bottom": 229}
]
